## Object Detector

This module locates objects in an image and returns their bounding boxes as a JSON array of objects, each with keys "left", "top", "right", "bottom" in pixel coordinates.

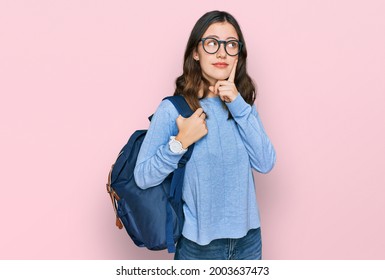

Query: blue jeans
[{"left": 174, "top": 228, "right": 262, "bottom": 260}]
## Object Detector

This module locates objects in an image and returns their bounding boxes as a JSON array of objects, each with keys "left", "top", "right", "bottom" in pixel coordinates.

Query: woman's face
[{"left": 193, "top": 21, "right": 239, "bottom": 86}]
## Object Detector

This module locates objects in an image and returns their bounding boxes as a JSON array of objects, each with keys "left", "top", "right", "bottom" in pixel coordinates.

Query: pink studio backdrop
[{"left": 1, "top": 0, "right": 384, "bottom": 260}]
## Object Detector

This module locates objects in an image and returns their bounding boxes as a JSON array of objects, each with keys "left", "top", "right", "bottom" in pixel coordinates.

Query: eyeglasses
[{"left": 200, "top": 37, "right": 243, "bottom": 56}]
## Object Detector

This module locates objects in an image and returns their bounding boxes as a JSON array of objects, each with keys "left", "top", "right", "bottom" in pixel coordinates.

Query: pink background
[{"left": 1, "top": 0, "right": 384, "bottom": 260}]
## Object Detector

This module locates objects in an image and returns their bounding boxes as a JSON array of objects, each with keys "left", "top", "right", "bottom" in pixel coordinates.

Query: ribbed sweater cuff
[
  {"left": 160, "top": 143, "right": 186, "bottom": 165},
  {"left": 226, "top": 93, "right": 250, "bottom": 118}
]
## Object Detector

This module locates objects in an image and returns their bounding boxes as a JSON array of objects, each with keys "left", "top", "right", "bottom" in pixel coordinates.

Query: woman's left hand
[{"left": 209, "top": 59, "right": 239, "bottom": 103}]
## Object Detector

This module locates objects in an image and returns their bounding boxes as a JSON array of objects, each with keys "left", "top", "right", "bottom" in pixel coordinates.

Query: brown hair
[{"left": 174, "top": 10, "right": 256, "bottom": 112}]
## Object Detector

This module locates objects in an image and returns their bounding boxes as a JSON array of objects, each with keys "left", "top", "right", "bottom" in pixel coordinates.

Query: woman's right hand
[{"left": 175, "top": 108, "right": 208, "bottom": 149}]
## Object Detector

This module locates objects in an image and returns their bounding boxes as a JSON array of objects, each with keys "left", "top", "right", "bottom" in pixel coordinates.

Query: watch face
[
  {"left": 170, "top": 138, "right": 183, "bottom": 153},
  {"left": 170, "top": 140, "right": 182, "bottom": 153}
]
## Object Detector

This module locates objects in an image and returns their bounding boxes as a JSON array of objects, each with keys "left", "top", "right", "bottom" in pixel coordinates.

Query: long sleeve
[
  {"left": 226, "top": 94, "right": 276, "bottom": 173},
  {"left": 134, "top": 100, "right": 186, "bottom": 189}
]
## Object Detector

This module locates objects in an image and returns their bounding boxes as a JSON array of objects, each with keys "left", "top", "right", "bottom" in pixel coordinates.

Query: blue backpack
[{"left": 106, "top": 96, "right": 194, "bottom": 253}]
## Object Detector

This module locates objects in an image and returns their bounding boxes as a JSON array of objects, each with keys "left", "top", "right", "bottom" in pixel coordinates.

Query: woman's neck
[{"left": 197, "top": 81, "right": 217, "bottom": 98}]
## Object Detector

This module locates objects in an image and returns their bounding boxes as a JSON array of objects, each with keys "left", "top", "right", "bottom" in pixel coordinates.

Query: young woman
[{"left": 134, "top": 10, "right": 276, "bottom": 260}]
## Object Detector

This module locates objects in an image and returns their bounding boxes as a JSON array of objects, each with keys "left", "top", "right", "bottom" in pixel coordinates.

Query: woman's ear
[{"left": 193, "top": 50, "right": 199, "bottom": 61}]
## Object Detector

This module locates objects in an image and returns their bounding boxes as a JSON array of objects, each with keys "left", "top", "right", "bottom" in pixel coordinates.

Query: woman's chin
[
  {"left": 203, "top": 71, "right": 229, "bottom": 83},
  {"left": 211, "top": 74, "right": 229, "bottom": 81}
]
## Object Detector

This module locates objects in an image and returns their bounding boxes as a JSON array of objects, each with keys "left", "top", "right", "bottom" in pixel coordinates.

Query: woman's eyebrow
[{"left": 205, "top": 35, "right": 238, "bottom": 40}]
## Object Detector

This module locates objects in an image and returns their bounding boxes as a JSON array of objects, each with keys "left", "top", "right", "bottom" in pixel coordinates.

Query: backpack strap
[
  {"left": 163, "top": 95, "right": 194, "bottom": 118},
  {"left": 163, "top": 96, "right": 195, "bottom": 199},
  {"left": 162, "top": 95, "right": 196, "bottom": 253},
  {"left": 106, "top": 165, "right": 123, "bottom": 230}
]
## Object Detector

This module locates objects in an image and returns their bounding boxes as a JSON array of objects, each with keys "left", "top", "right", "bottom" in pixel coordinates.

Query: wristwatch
[{"left": 169, "top": 136, "right": 188, "bottom": 154}]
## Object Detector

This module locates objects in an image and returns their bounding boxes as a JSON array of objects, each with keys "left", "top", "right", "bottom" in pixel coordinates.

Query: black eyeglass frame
[{"left": 200, "top": 37, "right": 243, "bottom": 56}]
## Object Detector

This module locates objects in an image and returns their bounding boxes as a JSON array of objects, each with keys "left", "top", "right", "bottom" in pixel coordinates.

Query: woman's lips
[{"left": 212, "top": 63, "right": 229, "bottom": 68}]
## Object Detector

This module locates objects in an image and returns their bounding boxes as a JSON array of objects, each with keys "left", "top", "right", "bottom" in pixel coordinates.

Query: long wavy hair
[{"left": 174, "top": 10, "right": 256, "bottom": 112}]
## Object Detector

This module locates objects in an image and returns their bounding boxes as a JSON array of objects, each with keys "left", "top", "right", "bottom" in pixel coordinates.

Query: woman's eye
[
  {"left": 227, "top": 42, "right": 237, "bottom": 48},
  {"left": 207, "top": 40, "right": 217, "bottom": 46}
]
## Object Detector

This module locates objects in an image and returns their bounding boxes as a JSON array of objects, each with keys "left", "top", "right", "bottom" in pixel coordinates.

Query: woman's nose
[{"left": 216, "top": 43, "right": 227, "bottom": 58}]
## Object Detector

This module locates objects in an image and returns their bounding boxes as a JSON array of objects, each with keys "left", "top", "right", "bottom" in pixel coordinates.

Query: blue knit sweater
[{"left": 134, "top": 94, "right": 276, "bottom": 245}]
